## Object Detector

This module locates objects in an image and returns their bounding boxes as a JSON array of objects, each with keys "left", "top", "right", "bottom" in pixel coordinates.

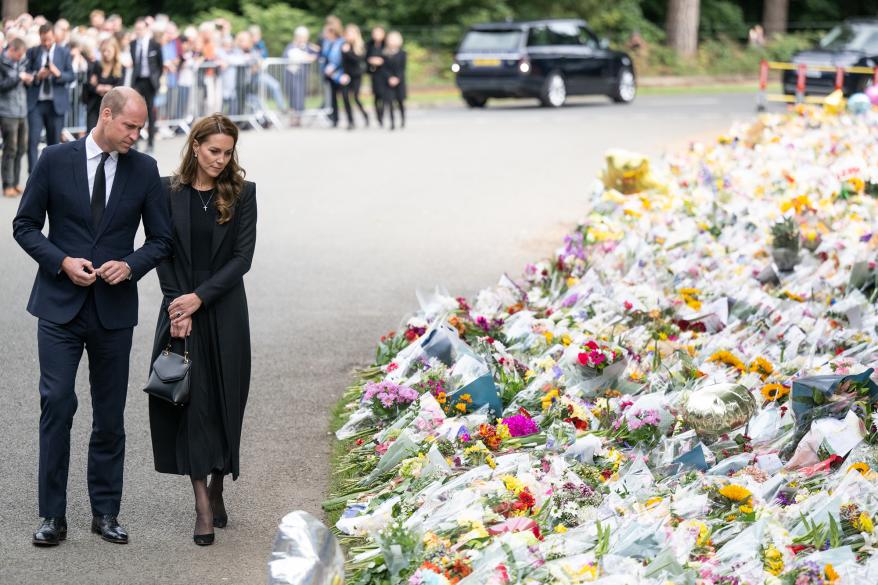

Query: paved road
[{"left": 0, "top": 93, "right": 768, "bottom": 584}]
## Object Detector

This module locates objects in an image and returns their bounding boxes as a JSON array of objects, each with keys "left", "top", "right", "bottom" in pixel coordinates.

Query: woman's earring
[{"left": 194, "top": 152, "right": 198, "bottom": 158}]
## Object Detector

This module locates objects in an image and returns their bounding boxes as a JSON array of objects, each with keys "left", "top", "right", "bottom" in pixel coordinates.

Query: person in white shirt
[{"left": 130, "top": 18, "right": 163, "bottom": 154}]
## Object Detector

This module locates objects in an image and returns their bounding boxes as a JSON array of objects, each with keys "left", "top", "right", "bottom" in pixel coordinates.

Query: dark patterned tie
[{"left": 91, "top": 152, "right": 110, "bottom": 229}]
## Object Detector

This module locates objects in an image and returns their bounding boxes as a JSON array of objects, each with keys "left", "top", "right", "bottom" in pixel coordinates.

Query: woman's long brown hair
[
  {"left": 100, "top": 38, "right": 122, "bottom": 79},
  {"left": 171, "top": 114, "right": 245, "bottom": 224}
]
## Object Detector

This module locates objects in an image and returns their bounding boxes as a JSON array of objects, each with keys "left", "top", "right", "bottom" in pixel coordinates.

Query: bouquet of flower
[
  {"left": 362, "top": 381, "right": 419, "bottom": 421},
  {"left": 576, "top": 340, "right": 624, "bottom": 375}
]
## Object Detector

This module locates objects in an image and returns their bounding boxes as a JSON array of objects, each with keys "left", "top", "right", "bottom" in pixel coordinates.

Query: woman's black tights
[{"left": 342, "top": 76, "right": 369, "bottom": 127}]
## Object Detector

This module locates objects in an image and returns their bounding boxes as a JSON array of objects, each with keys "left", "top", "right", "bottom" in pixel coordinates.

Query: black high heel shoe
[
  {"left": 193, "top": 532, "right": 215, "bottom": 546},
  {"left": 210, "top": 494, "right": 228, "bottom": 528}
]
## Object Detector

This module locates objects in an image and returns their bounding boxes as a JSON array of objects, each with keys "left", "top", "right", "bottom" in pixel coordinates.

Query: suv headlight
[{"left": 451, "top": 62, "right": 461, "bottom": 73}]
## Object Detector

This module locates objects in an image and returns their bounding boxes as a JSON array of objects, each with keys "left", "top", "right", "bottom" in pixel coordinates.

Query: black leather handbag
[{"left": 143, "top": 337, "right": 191, "bottom": 406}]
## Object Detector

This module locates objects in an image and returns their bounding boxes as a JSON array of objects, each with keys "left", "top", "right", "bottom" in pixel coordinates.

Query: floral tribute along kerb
[{"left": 325, "top": 102, "right": 878, "bottom": 585}]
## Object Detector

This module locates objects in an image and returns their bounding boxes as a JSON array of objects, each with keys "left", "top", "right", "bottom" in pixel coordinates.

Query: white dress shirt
[
  {"left": 86, "top": 132, "right": 119, "bottom": 203},
  {"left": 137, "top": 38, "right": 150, "bottom": 78}
]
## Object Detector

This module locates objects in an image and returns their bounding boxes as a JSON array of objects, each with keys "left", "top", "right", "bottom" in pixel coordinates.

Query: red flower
[
  {"left": 585, "top": 340, "right": 599, "bottom": 350},
  {"left": 577, "top": 352, "right": 590, "bottom": 366},
  {"left": 404, "top": 329, "right": 419, "bottom": 342},
  {"left": 518, "top": 489, "right": 536, "bottom": 509},
  {"left": 623, "top": 301, "right": 633, "bottom": 311},
  {"left": 385, "top": 362, "right": 398, "bottom": 372},
  {"left": 789, "top": 544, "right": 807, "bottom": 555},
  {"left": 486, "top": 337, "right": 495, "bottom": 344}
]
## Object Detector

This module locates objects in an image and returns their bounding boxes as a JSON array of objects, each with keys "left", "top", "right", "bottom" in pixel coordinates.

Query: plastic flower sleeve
[
  {"left": 363, "top": 430, "right": 420, "bottom": 485},
  {"left": 268, "top": 511, "right": 345, "bottom": 585},
  {"left": 790, "top": 368, "right": 878, "bottom": 421}
]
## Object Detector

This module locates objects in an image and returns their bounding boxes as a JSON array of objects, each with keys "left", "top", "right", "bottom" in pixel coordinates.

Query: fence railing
[
  {"left": 756, "top": 59, "right": 878, "bottom": 110},
  {"left": 62, "top": 58, "right": 332, "bottom": 138}
]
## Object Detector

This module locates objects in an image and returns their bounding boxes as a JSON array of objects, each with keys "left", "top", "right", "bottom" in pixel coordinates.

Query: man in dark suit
[
  {"left": 23, "top": 22, "right": 74, "bottom": 174},
  {"left": 131, "top": 18, "right": 163, "bottom": 154},
  {"left": 12, "top": 87, "right": 172, "bottom": 547}
]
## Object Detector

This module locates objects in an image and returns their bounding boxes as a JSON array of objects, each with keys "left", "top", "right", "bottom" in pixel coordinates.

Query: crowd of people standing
[
  {"left": 0, "top": 10, "right": 409, "bottom": 199},
  {"left": 299, "top": 16, "right": 408, "bottom": 130}
]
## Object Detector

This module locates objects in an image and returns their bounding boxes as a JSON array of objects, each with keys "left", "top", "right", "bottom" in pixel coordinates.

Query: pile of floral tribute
[{"left": 326, "top": 105, "right": 878, "bottom": 585}]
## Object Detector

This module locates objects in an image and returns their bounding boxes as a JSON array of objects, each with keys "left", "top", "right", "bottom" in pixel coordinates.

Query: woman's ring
[{"left": 176, "top": 311, "right": 182, "bottom": 318}]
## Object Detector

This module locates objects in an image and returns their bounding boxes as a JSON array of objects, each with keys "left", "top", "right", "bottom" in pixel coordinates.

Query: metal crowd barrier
[
  {"left": 153, "top": 58, "right": 330, "bottom": 133},
  {"left": 59, "top": 58, "right": 332, "bottom": 139},
  {"left": 61, "top": 70, "right": 89, "bottom": 140},
  {"left": 757, "top": 59, "right": 878, "bottom": 110}
]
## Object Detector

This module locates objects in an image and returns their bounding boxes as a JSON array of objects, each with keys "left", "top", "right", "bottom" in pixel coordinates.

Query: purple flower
[
  {"left": 562, "top": 294, "right": 579, "bottom": 308},
  {"left": 501, "top": 414, "right": 539, "bottom": 437}
]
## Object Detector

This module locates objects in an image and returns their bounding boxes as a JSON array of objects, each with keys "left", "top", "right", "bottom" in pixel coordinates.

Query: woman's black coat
[{"left": 149, "top": 178, "right": 257, "bottom": 479}]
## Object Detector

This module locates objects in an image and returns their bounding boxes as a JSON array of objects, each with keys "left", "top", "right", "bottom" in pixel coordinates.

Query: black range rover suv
[
  {"left": 782, "top": 19, "right": 878, "bottom": 96},
  {"left": 452, "top": 19, "right": 636, "bottom": 108}
]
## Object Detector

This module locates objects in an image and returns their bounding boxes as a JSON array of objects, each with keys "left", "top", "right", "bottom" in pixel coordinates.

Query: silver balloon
[
  {"left": 268, "top": 510, "right": 345, "bottom": 585},
  {"left": 683, "top": 383, "right": 757, "bottom": 436}
]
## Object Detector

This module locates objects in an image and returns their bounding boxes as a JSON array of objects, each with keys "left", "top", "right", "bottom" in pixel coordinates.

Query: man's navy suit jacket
[
  {"left": 12, "top": 139, "right": 172, "bottom": 329},
  {"left": 24, "top": 44, "right": 74, "bottom": 116}
]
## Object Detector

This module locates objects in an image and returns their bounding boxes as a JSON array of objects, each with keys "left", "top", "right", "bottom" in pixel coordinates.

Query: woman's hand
[
  {"left": 169, "top": 293, "right": 203, "bottom": 324},
  {"left": 388, "top": 76, "right": 399, "bottom": 87},
  {"left": 170, "top": 316, "right": 192, "bottom": 338}
]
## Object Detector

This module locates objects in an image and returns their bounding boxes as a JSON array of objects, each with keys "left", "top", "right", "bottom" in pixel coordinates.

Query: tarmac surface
[{"left": 0, "top": 93, "right": 767, "bottom": 584}]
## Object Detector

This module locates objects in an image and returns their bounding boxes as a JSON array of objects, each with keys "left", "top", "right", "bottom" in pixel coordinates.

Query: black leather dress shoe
[
  {"left": 33, "top": 517, "right": 67, "bottom": 546},
  {"left": 91, "top": 515, "right": 128, "bottom": 544}
]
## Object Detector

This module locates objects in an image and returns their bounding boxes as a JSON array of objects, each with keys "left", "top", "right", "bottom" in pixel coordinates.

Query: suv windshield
[
  {"left": 819, "top": 23, "right": 878, "bottom": 52},
  {"left": 459, "top": 30, "right": 522, "bottom": 53}
]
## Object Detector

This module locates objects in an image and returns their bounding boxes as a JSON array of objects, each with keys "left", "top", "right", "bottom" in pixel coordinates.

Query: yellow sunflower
[
  {"left": 848, "top": 462, "right": 871, "bottom": 475},
  {"left": 749, "top": 357, "right": 774, "bottom": 381},
  {"left": 708, "top": 350, "right": 745, "bottom": 372},
  {"left": 761, "top": 383, "right": 790, "bottom": 402},
  {"left": 718, "top": 484, "right": 752, "bottom": 502}
]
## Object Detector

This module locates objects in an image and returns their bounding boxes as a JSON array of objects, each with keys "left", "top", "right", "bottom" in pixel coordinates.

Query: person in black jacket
[
  {"left": 131, "top": 18, "right": 163, "bottom": 153},
  {"left": 23, "top": 23, "right": 75, "bottom": 173},
  {"left": 150, "top": 113, "right": 256, "bottom": 547},
  {"left": 0, "top": 38, "right": 30, "bottom": 198},
  {"left": 83, "top": 38, "right": 124, "bottom": 133},
  {"left": 340, "top": 24, "right": 369, "bottom": 129},
  {"left": 383, "top": 31, "right": 407, "bottom": 131},
  {"left": 365, "top": 27, "right": 387, "bottom": 127}
]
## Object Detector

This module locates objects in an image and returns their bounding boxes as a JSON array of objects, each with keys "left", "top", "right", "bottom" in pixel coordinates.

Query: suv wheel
[
  {"left": 610, "top": 67, "right": 636, "bottom": 103},
  {"left": 463, "top": 94, "right": 488, "bottom": 108},
  {"left": 540, "top": 72, "right": 566, "bottom": 107}
]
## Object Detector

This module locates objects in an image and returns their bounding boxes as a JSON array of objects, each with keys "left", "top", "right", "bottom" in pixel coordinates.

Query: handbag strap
[{"left": 163, "top": 335, "right": 190, "bottom": 364}]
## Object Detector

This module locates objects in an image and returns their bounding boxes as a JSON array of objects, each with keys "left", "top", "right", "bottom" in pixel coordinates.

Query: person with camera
[
  {"left": 23, "top": 22, "right": 74, "bottom": 173},
  {"left": 0, "top": 37, "right": 31, "bottom": 197}
]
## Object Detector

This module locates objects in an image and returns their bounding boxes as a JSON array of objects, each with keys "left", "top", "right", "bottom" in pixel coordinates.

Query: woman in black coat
[
  {"left": 83, "top": 38, "right": 124, "bottom": 133},
  {"left": 382, "top": 31, "right": 407, "bottom": 130},
  {"left": 150, "top": 113, "right": 256, "bottom": 546},
  {"left": 340, "top": 23, "right": 369, "bottom": 129},
  {"left": 365, "top": 27, "right": 387, "bottom": 126}
]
